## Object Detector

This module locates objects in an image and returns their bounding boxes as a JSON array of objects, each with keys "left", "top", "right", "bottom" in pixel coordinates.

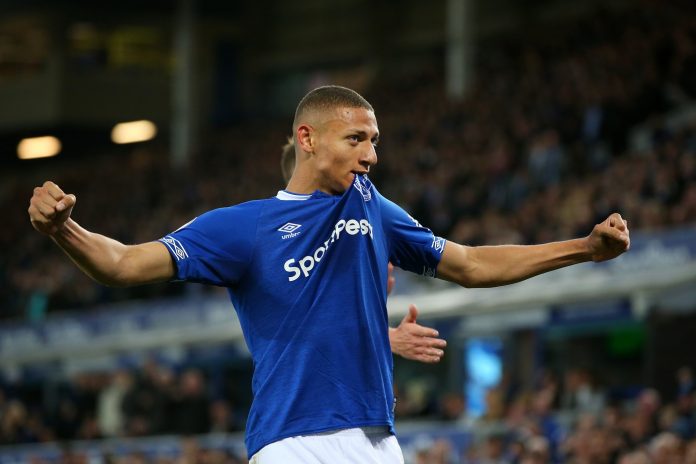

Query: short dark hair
[
  {"left": 280, "top": 136, "right": 295, "bottom": 183},
  {"left": 293, "top": 85, "right": 373, "bottom": 129}
]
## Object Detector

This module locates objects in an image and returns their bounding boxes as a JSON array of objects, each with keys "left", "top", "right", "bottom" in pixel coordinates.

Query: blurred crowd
[
  {"left": 369, "top": 2, "right": 696, "bottom": 247},
  {"left": 10, "top": 438, "right": 247, "bottom": 464},
  {"left": 398, "top": 366, "right": 696, "bottom": 463},
  {"left": 1, "top": 359, "right": 695, "bottom": 463},
  {"left": 0, "top": 360, "right": 244, "bottom": 446},
  {"left": 2, "top": 2, "right": 696, "bottom": 318}
]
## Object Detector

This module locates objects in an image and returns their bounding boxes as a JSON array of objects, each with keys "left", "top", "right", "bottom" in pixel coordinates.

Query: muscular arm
[
  {"left": 437, "top": 213, "right": 630, "bottom": 288},
  {"left": 51, "top": 219, "right": 174, "bottom": 287},
  {"left": 29, "top": 182, "right": 174, "bottom": 287}
]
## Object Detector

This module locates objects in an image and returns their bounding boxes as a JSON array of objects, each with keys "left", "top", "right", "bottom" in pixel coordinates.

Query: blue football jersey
[{"left": 159, "top": 175, "right": 445, "bottom": 457}]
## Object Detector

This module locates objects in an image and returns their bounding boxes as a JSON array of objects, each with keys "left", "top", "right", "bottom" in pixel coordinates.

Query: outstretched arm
[
  {"left": 28, "top": 181, "right": 174, "bottom": 287},
  {"left": 437, "top": 213, "right": 630, "bottom": 288}
]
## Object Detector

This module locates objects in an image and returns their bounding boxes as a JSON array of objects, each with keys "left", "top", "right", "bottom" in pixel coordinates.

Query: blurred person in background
[
  {"left": 177, "top": 436, "right": 201, "bottom": 464},
  {"left": 171, "top": 369, "right": 210, "bottom": 435},
  {"left": 209, "top": 399, "right": 243, "bottom": 434},
  {"left": 438, "top": 390, "right": 467, "bottom": 422},
  {"left": 52, "top": 397, "right": 81, "bottom": 441},
  {"left": 648, "top": 432, "right": 683, "bottom": 464},
  {"left": 97, "top": 369, "right": 132, "bottom": 437},
  {"left": 520, "top": 436, "right": 551, "bottom": 464},
  {"left": 617, "top": 450, "right": 651, "bottom": 464},
  {"left": 409, "top": 436, "right": 453, "bottom": 464},
  {"left": 122, "top": 359, "right": 173, "bottom": 436},
  {"left": 685, "top": 439, "right": 696, "bottom": 464},
  {"left": 674, "top": 390, "right": 696, "bottom": 440},
  {"left": 676, "top": 367, "right": 695, "bottom": 399},
  {"left": 28, "top": 85, "right": 630, "bottom": 463},
  {"left": 560, "top": 368, "right": 605, "bottom": 414},
  {"left": 632, "top": 388, "right": 662, "bottom": 445},
  {"left": 479, "top": 432, "right": 508, "bottom": 464},
  {"left": 0, "top": 400, "right": 32, "bottom": 444}
]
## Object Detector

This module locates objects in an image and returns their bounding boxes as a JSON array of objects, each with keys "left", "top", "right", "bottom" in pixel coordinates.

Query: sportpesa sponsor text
[{"left": 284, "top": 218, "right": 374, "bottom": 281}]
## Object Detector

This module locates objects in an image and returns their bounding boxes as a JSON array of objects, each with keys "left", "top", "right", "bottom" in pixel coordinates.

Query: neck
[
  {"left": 285, "top": 178, "right": 317, "bottom": 195},
  {"left": 286, "top": 164, "right": 327, "bottom": 194}
]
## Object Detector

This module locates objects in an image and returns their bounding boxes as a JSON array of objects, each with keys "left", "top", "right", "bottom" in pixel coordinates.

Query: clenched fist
[
  {"left": 587, "top": 212, "right": 631, "bottom": 262},
  {"left": 28, "top": 181, "right": 76, "bottom": 235}
]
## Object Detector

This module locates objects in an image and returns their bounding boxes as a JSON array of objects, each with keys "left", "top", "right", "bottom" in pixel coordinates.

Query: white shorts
[{"left": 250, "top": 427, "right": 404, "bottom": 464}]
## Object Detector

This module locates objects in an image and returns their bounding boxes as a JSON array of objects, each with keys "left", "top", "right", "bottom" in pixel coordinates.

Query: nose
[{"left": 361, "top": 143, "right": 378, "bottom": 170}]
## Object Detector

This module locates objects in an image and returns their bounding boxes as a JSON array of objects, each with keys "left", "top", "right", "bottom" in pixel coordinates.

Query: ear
[{"left": 296, "top": 124, "right": 315, "bottom": 154}]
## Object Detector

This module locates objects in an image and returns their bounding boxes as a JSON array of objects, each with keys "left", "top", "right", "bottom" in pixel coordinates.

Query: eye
[
  {"left": 371, "top": 138, "right": 379, "bottom": 148},
  {"left": 347, "top": 135, "right": 360, "bottom": 144}
]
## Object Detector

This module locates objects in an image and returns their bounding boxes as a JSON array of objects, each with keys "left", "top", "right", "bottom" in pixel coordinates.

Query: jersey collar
[{"left": 276, "top": 190, "right": 311, "bottom": 201}]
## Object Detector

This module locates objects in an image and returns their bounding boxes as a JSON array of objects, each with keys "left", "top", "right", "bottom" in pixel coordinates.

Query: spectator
[
  {"left": 171, "top": 369, "right": 210, "bottom": 435},
  {"left": 561, "top": 368, "right": 605, "bottom": 414},
  {"left": 123, "top": 360, "right": 173, "bottom": 436},
  {"left": 649, "top": 432, "right": 682, "bottom": 464},
  {"left": 617, "top": 450, "right": 651, "bottom": 464},
  {"left": 97, "top": 370, "right": 132, "bottom": 437}
]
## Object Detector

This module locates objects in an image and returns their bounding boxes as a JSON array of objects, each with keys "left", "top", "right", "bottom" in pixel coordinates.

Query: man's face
[{"left": 311, "top": 106, "right": 379, "bottom": 194}]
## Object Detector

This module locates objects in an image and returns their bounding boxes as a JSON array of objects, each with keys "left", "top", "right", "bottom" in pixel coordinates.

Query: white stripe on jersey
[{"left": 276, "top": 191, "right": 311, "bottom": 201}]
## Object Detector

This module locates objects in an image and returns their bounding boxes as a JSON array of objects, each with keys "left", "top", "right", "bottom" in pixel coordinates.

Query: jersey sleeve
[
  {"left": 158, "top": 203, "right": 259, "bottom": 286},
  {"left": 378, "top": 192, "right": 446, "bottom": 277}
]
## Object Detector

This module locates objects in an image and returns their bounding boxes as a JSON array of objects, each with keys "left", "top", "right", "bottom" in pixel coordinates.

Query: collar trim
[{"left": 276, "top": 190, "right": 311, "bottom": 201}]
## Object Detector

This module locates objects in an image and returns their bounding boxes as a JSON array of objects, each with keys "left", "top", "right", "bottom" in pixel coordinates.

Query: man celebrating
[
  {"left": 29, "top": 85, "right": 630, "bottom": 463},
  {"left": 280, "top": 136, "right": 447, "bottom": 365}
]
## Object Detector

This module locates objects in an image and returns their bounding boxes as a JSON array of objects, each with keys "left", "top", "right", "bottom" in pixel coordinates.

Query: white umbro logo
[
  {"left": 278, "top": 222, "right": 302, "bottom": 240},
  {"left": 278, "top": 223, "right": 301, "bottom": 233},
  {"left": 432, "top": 237, "right": 445, "bottom": 253}
]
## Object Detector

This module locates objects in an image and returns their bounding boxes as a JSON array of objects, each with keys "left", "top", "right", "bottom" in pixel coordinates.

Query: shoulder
[
  {"left": 204, "top": 198, "right": 269, "bottom": 219},
  {"left": 177, "top": 199, "right": 270, "bottom": 235}
]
